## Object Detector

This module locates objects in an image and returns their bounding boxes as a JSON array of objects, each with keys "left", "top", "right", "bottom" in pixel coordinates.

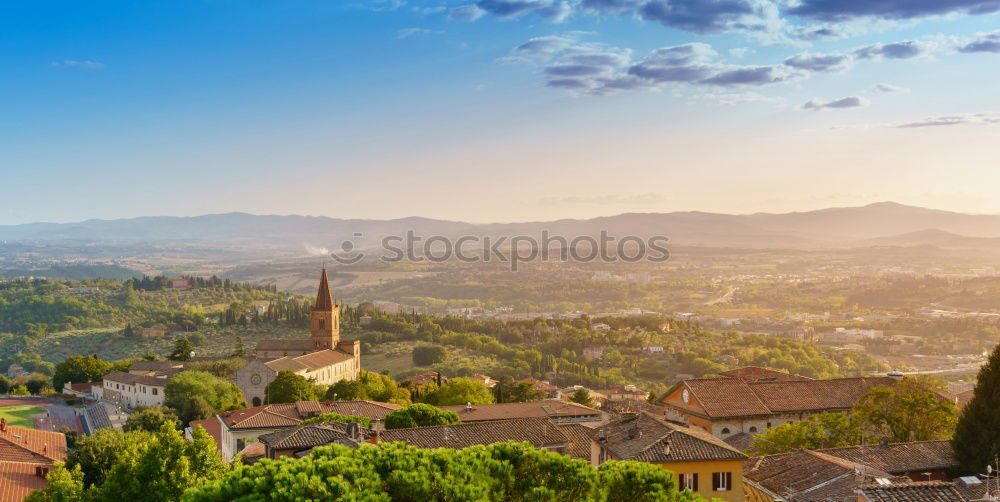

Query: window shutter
[
  {"left": 678, "top": 474, "right": 686, "bottom": 491},
  {"left": 712, "top": 473, "right": 720, "bottom": 491},
  {"left": 693, "top": 473, "right": 699, "bottom": 492},
  {"left": 725, "top": 472, "right": 732, "bottom": 490}
]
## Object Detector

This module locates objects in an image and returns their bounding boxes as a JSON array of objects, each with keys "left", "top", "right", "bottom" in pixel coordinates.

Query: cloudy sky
[{"left": 1, "top": 0, "right": 999, "bottom": 224}]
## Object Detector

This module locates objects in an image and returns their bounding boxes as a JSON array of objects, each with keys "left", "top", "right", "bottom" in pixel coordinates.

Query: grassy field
[{"left": 0, "top": 404, "right": 44, "bottom": 428}]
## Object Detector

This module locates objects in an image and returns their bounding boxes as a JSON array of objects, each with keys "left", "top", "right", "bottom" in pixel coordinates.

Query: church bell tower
[{"left": 311, "top": 266, "right": 340, "bottom": 349}]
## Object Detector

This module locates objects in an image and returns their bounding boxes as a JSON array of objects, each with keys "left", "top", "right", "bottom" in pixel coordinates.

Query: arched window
[
  {"left": 721, "top": 428, "right": 731, "bottom": 435},
  {"left": 749, "top": 426, "right": 758, "bottom": 433},
  {"left": 252, "top": 397, "right": 262, "bottom": 407},
  {"left": 319, "top": 318, "right": 326, "bottom": 330}
]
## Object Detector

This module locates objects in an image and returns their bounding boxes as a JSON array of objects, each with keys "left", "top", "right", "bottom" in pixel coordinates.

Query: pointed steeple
[{"left": 313, "top": 266, "right": 335, "bottom": 311}]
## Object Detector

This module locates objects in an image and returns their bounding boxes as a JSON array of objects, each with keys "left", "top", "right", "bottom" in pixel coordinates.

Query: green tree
[
  {"left": 599, "top": 461, "right": 700, "bottom": 502},
  {"left": 493, "top": 376, "right": 545, "bottom": 403},
  {"left": 423, "top": 377, "right": 494, "bottom": 406},
  {"left": 853, "top": 376, "right": 958, "bottom": 443},
  {"left": 169, "top": 337, "right": 195, "bottom": 361},
  {"left": 25, "top": 463, "right": 85, "bottom": 502},
  {"left": 264, "top": 371, "right": 317, "bottom": 404},
  {"left": 95, "top": 423, "right": 227, "bottom": 502},
  {"left": 186, "top": 441, "right": 710, "bottom": 502},
  {"left": 324, "top": 370, "right": 410, "bottom": 404},
  {"left": 954, "top": 344, "right": 1000, "bottom": 474},
  {"left": 26, "top": 373, "right": 51, "bottom": 395},
  {"left": 0, "top": 374, "right": 12, "bottom": 394},
  {"left": 232, "top": 337, "right": 246, "bottom": 357},
  {"left": 569, "top": 388, "right": 596, "bottom": 408},
  {"left": 67, "top": 428, "right": 151, "bottom": 488},
  {"left": 124, "top": 406, "right": 179, "bottom": 432},
  {"left": 412, "top": 343, "right": 447, "bottom": 366},
  {"left": 53, "top": 355, "right": 112, "bottom": 391},
  {"left": 164, "top": 370, "right": 246, "bottom": 424},
  {"left": 752, "top": 412, "right": 861, "bottom": 455},
  {"left": 384, "top": 403, "right": 461, "bottom": 429}
]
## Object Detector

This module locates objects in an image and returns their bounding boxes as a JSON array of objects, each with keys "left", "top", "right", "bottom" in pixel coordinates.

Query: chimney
[
  {"left": 346, "top": 422, "right": 360, "bottom": 442},
  {"left": 368, "top": 430, "right": 379, "bottom": 445},
  {"left": 1, "top": 417, "right": 6, "bottom": 432},
  {"left": 465, "top": 402, "right": 473, "bottom": 411}
]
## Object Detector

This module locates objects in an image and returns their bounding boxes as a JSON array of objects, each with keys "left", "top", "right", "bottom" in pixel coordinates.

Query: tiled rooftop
[
  {"left": 0, "top": 461, "right": 50, "bottom": 502},
  {"left": 438, "top": 400, "right": 602, "bottom": 423},
  {"left": 379, "top": 417, "right": 569, "bottom": 450},
  {"left": 556, "top": 423, "right": 594, "bottom": 460},
  {"left": 0, "top": 425, "right": 67, "bottom": 464},
  {"left": 597, "top": 412, "right": 746, "bottom": 463},
  {"left": 745, "top": 449, "right": 894, "bottom": 501},
  {"left": 860, "top": 481, "right": 968, "bottom": 502},
  {"left": 676, "top": 373, "right": 901, "bottom": 419},
  {"left": 217, "top": 400, "right": 400, "bottom": 430},
  {"left": 820, "top": 440, "right": 956, "bottom": 474}
]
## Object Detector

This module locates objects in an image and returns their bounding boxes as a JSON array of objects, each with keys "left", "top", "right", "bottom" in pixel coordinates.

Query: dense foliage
[
  {"left": 53, "top": 356, "right": 112, "bottom": 390},
  {"left": 34, "top": 424, "right": 227, "bottom": 502},
  {"left": 953, "top": 344, "right": 1000, "bottom": 474},
  {"left": 164, "top": 370, "right": 246, "bottom": 424},
  {"left": 265, "top": 370, "right": 317, "bottom": 404},
  {"left": 325, "top": 370, "right": 411, "bottom": 404},
  {"left": 384, "top": 403, "right": 461, "bottom": 429},
  {"left": 185, "top": 441, "right": 708, "bottom": 502}
]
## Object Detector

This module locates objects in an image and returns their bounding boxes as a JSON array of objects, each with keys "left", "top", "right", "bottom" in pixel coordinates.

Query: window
[
  {"left": 721, "top": 428, "right": 730, "bottom": 434},
  {"left": 749, "top": 426, "right": 758, "bottom": 433},
  {"left": 152, "top": 388, "right": 158, "bottom": 395},
  {"left": 678, "top": 473, "right": 698, "bottom": 492},
  {"left": 712, "top": 472, "right": 732, "bottom": 491}
]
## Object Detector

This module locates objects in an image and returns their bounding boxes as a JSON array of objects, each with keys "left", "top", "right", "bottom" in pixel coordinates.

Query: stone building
[{"left": 236, "top": 268, "right": 361, "bottom": 406}]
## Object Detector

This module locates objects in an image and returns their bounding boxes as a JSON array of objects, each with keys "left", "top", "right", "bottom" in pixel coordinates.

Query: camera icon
[{"left": 330, "top": 232, "right": 365, "bottom": 265}]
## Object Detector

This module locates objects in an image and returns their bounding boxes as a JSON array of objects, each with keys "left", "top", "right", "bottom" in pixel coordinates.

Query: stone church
[{"left": 236, "top": 267, "right": 361, "bottom": 406}]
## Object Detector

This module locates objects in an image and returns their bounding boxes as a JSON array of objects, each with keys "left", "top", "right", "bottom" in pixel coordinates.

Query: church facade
[{"left": 236, "top": 268, "right": 361, "bottom": 406}]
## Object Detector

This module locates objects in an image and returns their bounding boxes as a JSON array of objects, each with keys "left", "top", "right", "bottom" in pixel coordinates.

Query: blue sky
[{"left": 1, "top": 0, "right": 999, "bottom": 224}]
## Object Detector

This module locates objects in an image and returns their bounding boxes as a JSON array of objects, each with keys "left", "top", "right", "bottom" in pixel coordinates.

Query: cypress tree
[{"left": 953, "top": 344, "right": 1000, "bottom": 475}]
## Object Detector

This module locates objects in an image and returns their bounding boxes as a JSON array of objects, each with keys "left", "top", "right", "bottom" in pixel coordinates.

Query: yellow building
[{"left": 591, "top": 412, "right": 747, "bottom": 502}]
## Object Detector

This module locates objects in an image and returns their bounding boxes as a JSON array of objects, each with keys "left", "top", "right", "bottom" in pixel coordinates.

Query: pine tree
[{"left": 953, "top": 344, "right": 1000, "bottom": 475}]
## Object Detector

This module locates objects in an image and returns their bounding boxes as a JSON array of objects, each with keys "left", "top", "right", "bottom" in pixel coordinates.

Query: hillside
[{"left": 5, "top": 202, "right": 1000, "bottom": 252}]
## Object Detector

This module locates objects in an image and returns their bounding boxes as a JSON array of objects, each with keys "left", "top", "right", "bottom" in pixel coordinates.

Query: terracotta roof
[
  {"left": 103, "top": 370, "right": 171, "bottom": 388},
  {"left": 189, "top": 417, "right": 224, "bottom": 453},
  {"left": 557, "top": 423, "right": 594, "bottom": 460},
  {"left": 259, "top": 422, "right": 372, "bottom": 450},
  {"left": 127, "top": 361, "right": 185, "bottom": 373},
  {"left": 66, "top": 382, "right": 95, "bottom": 393},
  {"left": 723, "top": 432, "right": 754, "bottom": 451},
  {"left": 682, "top": 378, "right": 772, "bottom": 418},
  {"left": 745, "top": 449, "right": 893, "bottom": 501},
  {"left": 820, "top": 440, "right": 956, "bottom": 475},
  {"left": 313, "top": 267, "right": 336, "bottom": 311},
  {"left": 262, "top": 349, "right": 355, "bottom": 374},
  {"left": 380, "top": 417, "right": 569, "bottom": 449},
  {"left": 598, "top": 413, "right": 746, "bottom": 463},
  {"left": 439, "top": 401, "right": 603, "bottom": 423},
  {"left": 676, "top": 375, "right": 900, "bottom": 419},
  {"left": 0, "top": 461, "right": 50, "bottom": 502},
  {"left": 751, "top": 377, "right": 898, "bottom": 413},
  {"left": 860, "top": 481, "right": 968, "bottom": 502},
  {"left": 602, "top": 398, "right": 664, "bottom": 417},
  {"left": 719, "top": 366, "right": 813, "bottom": 382},
  {"left": 0, "top": 425, "right": 67, "bottom": 464},
  {"left": 218, "top": 401, "right": 400, "bottom": 430}
]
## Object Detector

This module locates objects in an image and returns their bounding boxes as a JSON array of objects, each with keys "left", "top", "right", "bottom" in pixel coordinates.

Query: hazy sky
[{"left": 2, "top": 1, "right": 999, "bottom": 224}]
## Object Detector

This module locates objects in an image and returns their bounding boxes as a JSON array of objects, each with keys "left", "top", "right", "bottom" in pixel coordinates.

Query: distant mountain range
[{"left": 5, "top": 202, "right": 1000, "bottom": 252}]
